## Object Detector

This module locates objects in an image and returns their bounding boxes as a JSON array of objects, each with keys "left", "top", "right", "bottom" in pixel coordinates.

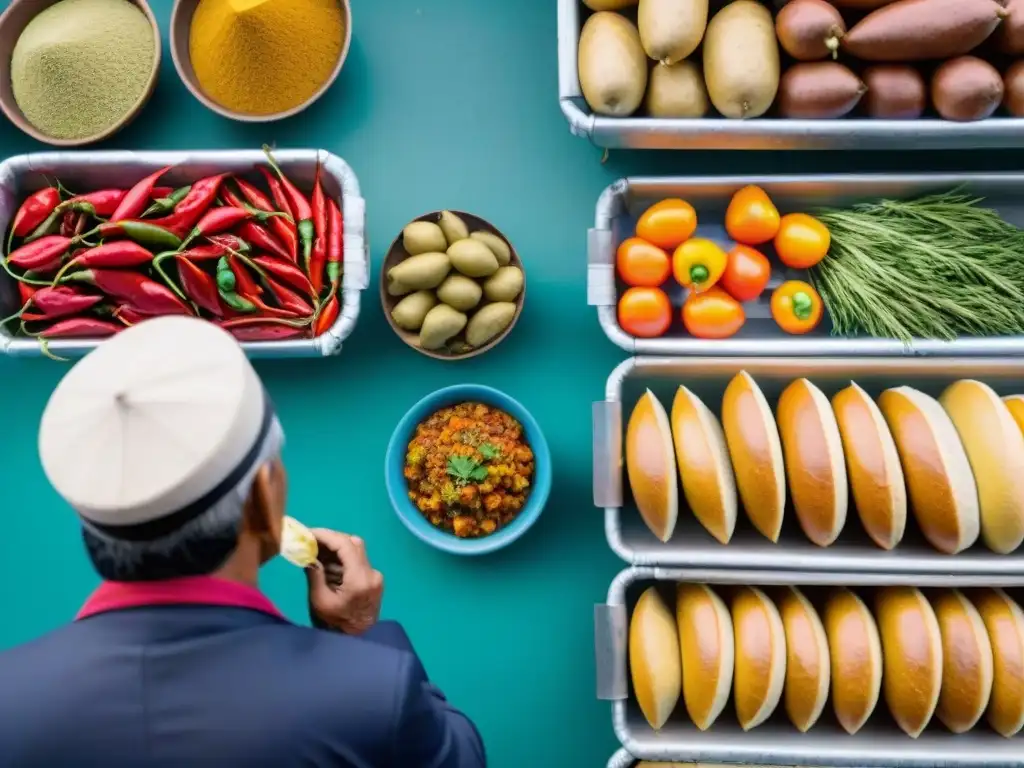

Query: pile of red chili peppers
[{"left": 1, "top": 146, "right": 344, "bottom": 347}]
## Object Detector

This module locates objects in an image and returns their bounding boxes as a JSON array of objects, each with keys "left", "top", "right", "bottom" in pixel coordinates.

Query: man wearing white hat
[{"left": 0, "top": 316, "right": 486, "bottom": 768}]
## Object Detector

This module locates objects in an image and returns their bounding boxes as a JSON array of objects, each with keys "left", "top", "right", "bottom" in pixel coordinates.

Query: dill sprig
[{"left": 809, "top": 191, "right": 1024, "bottom": 343}]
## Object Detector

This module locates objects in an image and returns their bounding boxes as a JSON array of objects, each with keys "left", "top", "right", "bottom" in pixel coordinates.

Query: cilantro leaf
[
  {"left": 469, "top": 465, "right": 489, "bottom": 483},
  {"left": 479, "top": 443, "right": 501, "bottom": 461}
]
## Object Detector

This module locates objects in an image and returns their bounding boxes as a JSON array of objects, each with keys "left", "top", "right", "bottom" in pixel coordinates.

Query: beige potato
[
  {"left": 704, "top": 0, "right": 780, "bottom": 119},
  {"left": 419, "top": 304, "right": 467, "bottom": 350},
  {"left": 578, "top": 12, "right": 648, "bottom": 117},
  {"left": 646, "top": 61, "right": 710, "bottom": 117},
  {"left": 483, "top": 266, "right": 524, "bottom": 302},
  {"left": 639, "top": 0, "right": 708, "bottom": 64},
  {"left": 386, "top": 252, "right": 451, "bottom": 296},
  {"left": 438, "top": 211, "right": 469, "bottom": 245},
  {"left": 402, "top": 221, "right": 447, "bottom": 255},
  {"left": 448, "top": 239, "right": 499, "bottom": 278},
  {"left": 390, "top": 291, "right": 437, "bottom": 331},
  {"left": 466, "top": 302, "right": 517, "bottom": 347},
  {"left": 437, "top": 274, "right": 483, "bottom": 311},
  {"left": 470, "top": 231, "right": 512, "bottom": 266}
]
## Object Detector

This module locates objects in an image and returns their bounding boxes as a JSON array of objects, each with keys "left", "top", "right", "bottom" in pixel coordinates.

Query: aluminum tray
[
  {"left": 595, "top": 356, "right": 1024, "bottom": 576},
  {"left": 0, "top": 150, "right": 369, "bottom": 358},
  {"left": 558, "top": 0, "right": 1024, "bottom": 151},
  {"left": 596, "top": 567, "right": 1024, "bottom": 767},
  {"left": 590, "top": 173, "right": 1024, "bottom": 357}
]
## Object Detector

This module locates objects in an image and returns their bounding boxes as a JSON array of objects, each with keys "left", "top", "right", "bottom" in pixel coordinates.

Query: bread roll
[
  {"left": 676, "top": 583, "right": 734, "bottom": 730},
  {"left": 778, "top": 586, "right": 830, "bottom": 732},
  {"left": 931, "top": 589, "right": 994, "bottom": 733},
  {"left": 630, "top": 587, "right": 682, "bottom": 730},
  {"left": 732, "top": 586, "right": 786, "bottom": 730},
  {"left": 875, "top": 586, "right": 943, "bottom": 738},
  {"left": 722, "top": 371, "right": 786, "bottom": 542},
  {"left": 824, "top": 588, "right": 882, "bottom": 735},
  {"left": 940, "top": 380, "right": 1024, "bottom": 554},
  {"left": 832, "top": 382, "right": 907, "bottom": 550},
  {"left": 626, "top": 390, "right": 678, "bottom": 542},
  {"left": 777, "top": 378, "right": 848, "bottom": 547},
  {"left": 969, "top": 588, "right": 1024, "bottom": 737},
  {"left": 671, "top": 386, "right": 739, "bottom": 544},
  {"left": 878, "top": 386, "right": 980, "bottom": 554}
]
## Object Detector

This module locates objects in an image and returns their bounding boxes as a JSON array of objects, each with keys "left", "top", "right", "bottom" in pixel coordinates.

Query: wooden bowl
[
  {"left": 0, "top": 0, "right": 161, "bottom": 147},
  {"left": 170, "top": 0, "right": 351, "bottom": 123},
  {"left": 381, "top": 211, "right": 525, "bottom": 361}
]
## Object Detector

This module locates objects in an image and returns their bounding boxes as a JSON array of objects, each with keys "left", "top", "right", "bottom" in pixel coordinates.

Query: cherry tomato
[
  {"left": 725, "top": 185, "right": 780, "bottom": 246},
  {"left": 719, "top": 245, "right": 771, "bottom": 302},
  {"left": 771, "top": 280, "right": 823, "bottom": 335},
  {"left": 616, "top": 237, "right": 671, "bottom": 287},
  {"left": 618, "top": 287, "right": 672, "bottom": 338},
  {"left": 635, "top": 199, "right": 698, "bottom": 250},
  {"left": 774, "top": 213, "right": 830, "bottom": 269},
  {"left": 682, "top": 287, "right": 745, "bottom": 339}
]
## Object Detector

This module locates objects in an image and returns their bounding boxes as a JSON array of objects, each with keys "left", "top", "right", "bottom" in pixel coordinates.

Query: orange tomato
[
  {"left": 774, "top": 213, "right": 830, "bottom": 269},
  {"left": 771, "top": 280, "right": 823, "bottom": 335},
  {"left": 725, "top": 185, "right": 781, "bottom": 246},
  {"left": 635, "top": 199, "right": 698, "bottom": 250},
  {"left": 682, "top": 287, "right": 745, "bottom": 339},
  {"left": 719, "top": 245, "right": 771, "bottom": 302},
  {"left": 618, "top": 287, "right": 673, "bottom": 338},
  {"left": 616, "top": 237, "right": 671, "bottom": 287}
]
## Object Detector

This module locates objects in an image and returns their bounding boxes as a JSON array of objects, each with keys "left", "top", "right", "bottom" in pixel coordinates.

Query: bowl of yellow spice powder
[
  {"left": 171, "top": 0, "right": 351, "bottom": 121},
  {"left": 0, "top": 0, "right": 160, "bottom": 146}
]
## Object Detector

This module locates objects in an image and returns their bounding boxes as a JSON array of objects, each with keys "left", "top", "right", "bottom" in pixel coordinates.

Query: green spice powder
[{"left": 10, "top": 0, "right": 155, "bottom": 141}]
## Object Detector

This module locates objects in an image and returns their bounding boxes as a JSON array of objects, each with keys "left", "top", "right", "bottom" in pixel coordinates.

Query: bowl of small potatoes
[{"left": 381, "top": 210, "right": 525, "bottom": 360}]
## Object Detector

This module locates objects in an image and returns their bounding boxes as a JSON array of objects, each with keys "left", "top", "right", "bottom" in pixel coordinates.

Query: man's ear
[{"left": 244, "top": 463, "right": 282, "bottom": 544}]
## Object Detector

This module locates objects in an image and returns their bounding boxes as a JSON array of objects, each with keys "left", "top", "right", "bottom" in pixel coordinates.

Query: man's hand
[{"left": 306, "top": 529, "right": 384, "bottom": 635}]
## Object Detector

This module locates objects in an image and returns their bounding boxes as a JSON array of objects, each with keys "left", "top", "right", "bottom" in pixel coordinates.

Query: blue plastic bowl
[{"left": 385, "top": 384, "right": 551, "bottom": 555}]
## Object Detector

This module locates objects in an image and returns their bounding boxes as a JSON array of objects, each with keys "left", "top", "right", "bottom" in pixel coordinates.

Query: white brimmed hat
[{"left": 38, "top": 316, "right": 273, "bottom": 540}]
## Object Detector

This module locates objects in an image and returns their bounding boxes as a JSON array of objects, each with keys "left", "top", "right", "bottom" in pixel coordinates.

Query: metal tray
[
  {"left": 595, "top": 356, "right": 1024, "bottom": 576},
  {"left": 590, "top": 173, "right": 1024, "bottom": 357},
  {"left": 557, "top": 0, "right": 1024, "bottom": 151},
  {"left": 0, "top": 149, "right": 369, "bottom": 358},
  {"left": 596, "top": 567, "right": 1024, "bottom": 767}
]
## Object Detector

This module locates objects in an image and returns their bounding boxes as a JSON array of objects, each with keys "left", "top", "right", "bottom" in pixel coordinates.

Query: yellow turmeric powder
[{"left": 189, "top": 0, "right": 344, "bottom": 116}]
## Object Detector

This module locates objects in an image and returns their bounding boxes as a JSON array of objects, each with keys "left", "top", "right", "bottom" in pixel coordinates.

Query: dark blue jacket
[{"left": 0, "top": 606, "right": 486, "bottom": 768}]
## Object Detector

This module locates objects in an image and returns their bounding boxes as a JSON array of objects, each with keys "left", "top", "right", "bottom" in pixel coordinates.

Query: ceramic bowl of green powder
[{"left": 0, "top": 0, "right": 160, "bottom": 146}]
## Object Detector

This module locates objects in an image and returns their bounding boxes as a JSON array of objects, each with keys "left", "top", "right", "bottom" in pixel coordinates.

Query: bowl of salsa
[{"left": 384, "top": 384, "right": 551, "bottom": 555}]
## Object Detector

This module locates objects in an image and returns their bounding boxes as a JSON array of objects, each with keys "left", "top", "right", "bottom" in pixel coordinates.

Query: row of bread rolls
[
  {"left": 629, "top": 583, "right": 1024, "bottom": 738},
  {"left": 625, "top": 372, "right": 1024, "bottom": 554}
]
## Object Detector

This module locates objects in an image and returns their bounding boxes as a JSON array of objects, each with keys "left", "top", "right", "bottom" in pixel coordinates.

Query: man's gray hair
[{"left": 82, "top": 418, "right": 286, "bottom": 581}]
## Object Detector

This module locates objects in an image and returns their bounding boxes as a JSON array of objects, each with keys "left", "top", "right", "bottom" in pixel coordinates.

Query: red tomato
[{"left": 719, "top": 245, "right": 771, "bottom": 302}]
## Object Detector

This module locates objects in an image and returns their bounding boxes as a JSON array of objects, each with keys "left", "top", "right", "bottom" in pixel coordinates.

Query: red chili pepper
[
  {"left": 8, "top": 235, "right": 73, "bottom": 270},
  {"left": 255, "top": 166, "right": 294, "bottom": 219},
  {"left": 314, "top": 294, "right": 339, "bottom": 336},
  {"left": 205, "top": 234, "right": 251, "bottom": 254},
  {"left": 151, "top": 187, "right": 174, "bottom": 199},
  {"left": 308, "top": 238, "right": 326, "bottom": 296},
  {"left": 261, "top": 147, "right": 315, "bottom": 269},
  {"left": 112, "top": 305, "right": 151, "bottom": 326},
  {"left": 66, "top": 189, "right": 128, "bottom": 218},
  {"left": 234, "top": 221, "right": 292, "bottom": 262},
  {"left": 252, "top": 255, "right": 315, "bottom": 297},
  {"left": 11, "top": 187, "right": 60, "bottom": 240},
  {"left": 18, "top": 282, "right": 37, "bottom": 305},
  {"left": 235, "top": 176, "right": 298, "bottom": 250},
  {"left": 183, "top": 207, "right": 251, "bottom": 246},
  {"left": 148, "top": 173, "right": 226, "bottom": 234},
  {"left": 176, "top": 256, "right": 223, "bottom": 316},
  {"left": 326, "top": 197, "right": 343, "bottom": 289},
  {"left": 60, "top": 210, "right": 77, "bottom": 238},
  {"left": 51, "top": 241, "right": 153, "bottom": 284},
  {"left": 30, "top": 317, "right": 121, "bottom": 339},
  {"left": 142, "top": 185, "right": 192, "bottom": 218},
  {"left": 22, "top": 286, "right": 103, "bottom": 319},
  {"left": 228, "top": 254, "right": 263, "bottom": 297},
  {"left": 110, "top": 166, "right": 172, "bottom": 223},
  {"left": 264, "top": 276, "right": 313, "bottom": 317},
  {"left": 219, "top": 315, "right": 310, "bottom": 341},
  {"left": 96, "top": 220, "right": 183, "bottom": 251},
  {"left": 61, "top": 269, "right": 192, "bottom": 316}
]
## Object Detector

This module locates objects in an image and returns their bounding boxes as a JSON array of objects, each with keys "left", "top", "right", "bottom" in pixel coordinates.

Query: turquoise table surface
[{"left": 3, "top": 1, "right": 1024, "bottom": 766}]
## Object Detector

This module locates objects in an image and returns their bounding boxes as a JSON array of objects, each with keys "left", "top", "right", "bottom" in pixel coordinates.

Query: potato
[
  {"left": 438, "top": 211, "right": 469, "bottom": 245},
  {"left": 646, "top": 61, "right": 710, "bottom": 117},
  {"left": 483, "top": 267, "right": 525, "bottom": 302},
  {"left": 466, "top": 303, "right": 517, "bottom": 348},
  {"left": 704, "top": 1, "right": 780, "bottom": 119},
  {"left": 437, "top": 275, "right": 483, "bottom": 311},
  {"left": 448, "top": 239, "right": 499, "bottom": 278},
  {"left": 578, "top": 12, "right": 648, "bottom": 117},
  {"left": 386, "top": 252, "right": 450, "bottom": 296},
  {"left": 638, "top": 0, "right": 708, "bottom": 64},
  {"left": 470, "top": 231, "right": 512, "bottom": 266},
  {"left": 390, "top": 291, "right": 437, "bottom": 331},
  {"left": 402, "top": 221, "right": 447, "bottom": 255},
  {"left": 419, "top": 304, "right": 467, "bottom": 351}
]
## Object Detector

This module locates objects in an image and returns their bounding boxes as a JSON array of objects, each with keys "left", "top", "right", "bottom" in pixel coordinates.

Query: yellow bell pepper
[{"left": 672, "top": 238, "right": 728, "bottom": 293}]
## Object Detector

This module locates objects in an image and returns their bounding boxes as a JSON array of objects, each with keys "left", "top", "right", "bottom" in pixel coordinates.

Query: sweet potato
[
  {"left": 932, "top": 56, "right": 1004, "bottom": 121},
  {"left": 862, "top": 65, "right": 926, "bottom": 119},
  {"left": 778, "top": 62, "right": 866, "bottom": 118}
]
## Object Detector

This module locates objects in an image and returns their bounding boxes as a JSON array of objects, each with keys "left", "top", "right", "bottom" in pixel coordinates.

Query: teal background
[{"left": 1, "top": 0, "right": 1024, "bottom": 765}]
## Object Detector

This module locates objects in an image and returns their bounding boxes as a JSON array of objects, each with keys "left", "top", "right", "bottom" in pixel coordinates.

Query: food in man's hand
[
  {"left": 577, "top": 11, "right": 648, "bottom": 117},
  {"left": 617, "top": 237, "right": 672, "bottom": 287},
  {"left": 862, "top": 65, "right": 927, "bottom": 119},
  {"left": 676, "top": 583, "right": 734, "bottom": 730},
  {"left": 403, "top": 402, "right": 534, "bottom": 538},
  {"left": 280, "top": 516, "right": 319, "bottom": 567},
  {"left": 703, "top": 0, "right": 780, "bottom": 119},
  {"left": 777, "top": 62, "right": 866, "bottom": 119},
  {"left": 774, "top": 0, "right": 846, "bottom": 61},
  {"left": 672, "top": 238, "right": 728, "bottom": 293},
  {"left": 776, "top": 378, "right": 848, "bottom": 547},
  {"left": 636, "top": 199, "right": 698, "bottom": 250},
  {"left": 731, "top": 586, "right": 786, "bottom": 730},
  {"left": 725, "top": 185, "right": 780, "bottom": 247},
  {"left": 969, "top": 588, "right": 1024, "bottom": 737},
  {"left": 721, "top": 372, "right": 786, "bottom": 542},
  {"left": 770, "top": 280, "right": 823, "bottom": 335},
  {"left": 630, "top": 587, "right": 682, "bottom": 729},
  {"left": 645, "top": 61, "right": 710, "bottom": 118},
  {"left": 626, "top": 390, "right": 679, "bottom": 542},
  {"left": 619, "top": 286, "right": 673, "bottom": 338},
  {"left": 637, "top": 0, "right": 708, "bottom": 64},
  {"left": 878, "top": 387, "right": 980, "bottom": 555},
  {"left": 774, "top": 213, "right": 830, "bottom": 269},
  {"left": 931, "top": 56, "right": 1004, "bottom": 122},
  {"left": 670, "top": 386, "right": 738, "bottom": 544},
  {"left": 831, "top": 382, "right": 907, "bottom": 551},
  {"left": 940, "top": 380, "right": 1024, "bottom": 554},
  {"left": 931, "top": 589, "right": 994, "bottom": 734},
  {"left": 824, "top": 588, "right": 883, "bottom": 735},
  {"left": 778, "top": 587, "right": 830, "bottom": 732},
  {"left": 682, "top": 288, "right": 745, "bottom": 339},
  {"left": 875, "top": 586, "right": 943, "bottom": 738},
  {"left": 719, "top": 245, "right": 770, "bottom": 302}
]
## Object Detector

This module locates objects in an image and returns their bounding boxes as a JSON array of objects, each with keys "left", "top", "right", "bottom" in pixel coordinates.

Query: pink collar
[{"left": 76, "top": 576, "right": 286, "bottom": 621}]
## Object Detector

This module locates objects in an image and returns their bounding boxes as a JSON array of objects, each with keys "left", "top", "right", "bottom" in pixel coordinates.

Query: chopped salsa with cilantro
[{"left": 404, "top": 402, "right": 535, "bottom": 538}]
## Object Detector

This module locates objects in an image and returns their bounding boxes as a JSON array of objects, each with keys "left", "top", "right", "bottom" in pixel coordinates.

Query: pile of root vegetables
[
  {"left": 1, "top": 147, "right": 343, "bottom": 349},
  {"left": 578, "top": 0, "right": 1024, "bottom": 122}
]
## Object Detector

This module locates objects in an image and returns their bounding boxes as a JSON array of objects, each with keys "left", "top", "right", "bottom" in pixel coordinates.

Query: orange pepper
[
  {"left": 616, "top": 237, "right": 671, "bottom": 287},
  {"left": 771, "top": 280, "right": 823, "bottom": 335},
  {"left": 618, "top": 286, "right": 673, "bottom": 338},
  {"left": 774, "top": 213, "right": 830, "bottom": 269},
  {"left": 682, "top": 287, "right": 745, "bottom": 339},
  {"left": 725, "top": 185, "right": 780, "bottom": 246},
  {"left": 635, "top": 199, "right": 698, "bottom": 250},
  {"left": 672, "top": 238, "right": 728, "bottom": 293}
]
